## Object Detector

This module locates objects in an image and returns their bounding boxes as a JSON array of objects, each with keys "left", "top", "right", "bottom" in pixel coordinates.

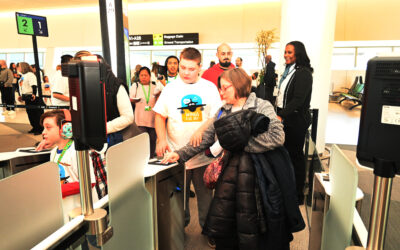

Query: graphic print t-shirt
[
  {"left": 153, "top": 77, "right": 222, "bottom": 169},
  {"left": 50, "top": 141, "right": 96, "bottom": 183}
]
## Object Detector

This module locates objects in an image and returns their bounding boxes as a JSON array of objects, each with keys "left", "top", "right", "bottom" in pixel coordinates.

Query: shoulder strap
[{"left": 217, "top": 109, "right": 223, "bottom": 119}]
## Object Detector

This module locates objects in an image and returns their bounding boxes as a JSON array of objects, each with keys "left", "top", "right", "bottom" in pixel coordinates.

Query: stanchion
[
  {"left": 366, "top": 159, "right": 396, "bottom": 250},
  {"left": 75, "top": 148, "right": 113, "bottom": 246},
  {"left": 76, "top": 150, "right": 94, "bottom": 216}
]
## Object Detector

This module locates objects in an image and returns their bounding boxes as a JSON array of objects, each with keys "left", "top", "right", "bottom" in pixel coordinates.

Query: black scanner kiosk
[
  {"left": 61, "top": 57, "right": 113, "bottom": 245},
  {"left": 356, "top": 56, "right": 400, "bottom": 249}
]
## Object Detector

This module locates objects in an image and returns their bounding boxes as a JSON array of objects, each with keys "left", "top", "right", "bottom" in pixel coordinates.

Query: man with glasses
[{"left": 202, "top": 43, "right": 235, "bottom": 88}]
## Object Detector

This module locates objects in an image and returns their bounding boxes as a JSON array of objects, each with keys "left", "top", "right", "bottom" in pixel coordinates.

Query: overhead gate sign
[{"left": 129, "top": 33, "right": 199, "bottom": 46}]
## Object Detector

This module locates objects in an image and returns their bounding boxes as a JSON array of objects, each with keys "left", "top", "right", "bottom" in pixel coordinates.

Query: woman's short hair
[
  {"left": 40, "top": 110, "right": 65, "bottom": 128},
  {"left": 219, "top": 68, "right": 251, "bottom": 98},
  {"left": 138, "top": 66, "right": 151, "bottom": 76},
  {"left": 287, "top": 41, "right": 313, "bottom": 72},
  {"left": 19, "top": 62, "right": 33, "bottom": 74},
  {"left": 180, "top": 47, "right": 201, "bottom": 65}
]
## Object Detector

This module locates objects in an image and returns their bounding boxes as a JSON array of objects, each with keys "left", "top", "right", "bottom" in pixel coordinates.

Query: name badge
[
  {"left": 145, "top": 106, "right": 152, "bottom": 111},
  {"left": 273, "top": 87, "right": 279, "bottom": 97}
]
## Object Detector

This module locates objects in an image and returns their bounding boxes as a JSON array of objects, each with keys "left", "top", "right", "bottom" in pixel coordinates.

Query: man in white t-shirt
[
  {"left": 153, "top": 47, "right": 222, "bottom": 229},
  {"left": 51, "top": 55, "right": 72, "bottom": 106}
]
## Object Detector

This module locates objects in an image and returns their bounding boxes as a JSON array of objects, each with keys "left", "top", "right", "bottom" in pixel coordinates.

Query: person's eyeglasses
[{"left": 219, "top": 85, "right": 233, "bottom": 93}]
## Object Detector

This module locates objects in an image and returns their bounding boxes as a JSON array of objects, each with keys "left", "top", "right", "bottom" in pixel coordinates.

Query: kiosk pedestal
[{"left": 145, "top": 163, "right": 185, "bottom": 250}]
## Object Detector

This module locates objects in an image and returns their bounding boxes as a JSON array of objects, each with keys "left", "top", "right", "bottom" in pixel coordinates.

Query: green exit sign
[{"left": 15, "top": 12, "right": 48, "bottom": 37}]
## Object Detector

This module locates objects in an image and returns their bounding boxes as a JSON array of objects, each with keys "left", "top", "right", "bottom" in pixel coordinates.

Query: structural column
[{"left": 280, "top": 0, "right": 338, "bottom": 153}]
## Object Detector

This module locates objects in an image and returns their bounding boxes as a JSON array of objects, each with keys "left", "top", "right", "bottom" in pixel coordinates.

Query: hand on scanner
[
  {"left": 161, "top": 152, "right": 180, "bottom": 164},
  {"left": 35, "top": 139, "right": 54, "bottom": 151}
]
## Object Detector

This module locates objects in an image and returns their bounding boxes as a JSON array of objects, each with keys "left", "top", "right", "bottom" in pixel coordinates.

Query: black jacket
[
  {"left": 277, "top": 67, "right": 313, "bottom": 128},
  {"left": 203, "top": 111, "right": 304, "bottom": 249},
  {"left": 203, "top": 152, "right": 260, "bottom": 249},
  {"left": 264, "top": 61, "right": 277, "bottom": 88},
  {"left": 103, "top": 63, "right": 128, "bottom": 122},
  {"left": 252, "top": 148, "right": 306, "bottom": 232}
]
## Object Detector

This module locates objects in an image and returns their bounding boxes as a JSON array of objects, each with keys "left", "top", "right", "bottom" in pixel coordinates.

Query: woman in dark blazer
[{"left": 276, "top": 41, "right": 313, "bottom": 204}]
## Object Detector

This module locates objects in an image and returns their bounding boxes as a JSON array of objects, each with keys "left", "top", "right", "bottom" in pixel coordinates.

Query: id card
[
  {"left": 145, "top": 105, "right": 152, "bottom": 111},
  {"left": 273, "top": 87, "right": 279, "bottom": 96}
]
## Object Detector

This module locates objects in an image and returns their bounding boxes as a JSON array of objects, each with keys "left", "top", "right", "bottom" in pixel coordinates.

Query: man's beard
[{"left": 219, "top": 60, "right": 231, "bottom": 68}]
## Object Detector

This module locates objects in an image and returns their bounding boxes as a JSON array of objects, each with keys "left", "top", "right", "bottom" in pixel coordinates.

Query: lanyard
[
  {"left": 53, "top": 139, "right": 73, "bottom": 164},
  {"left": 278, "top": 65, "right": 296, "bottom": 89},
  {"left": 166, "top": 75, "right": 177, "bottom": 84},
  {"left": 141, "top": 83, "right": 151, "bottom": 104}
]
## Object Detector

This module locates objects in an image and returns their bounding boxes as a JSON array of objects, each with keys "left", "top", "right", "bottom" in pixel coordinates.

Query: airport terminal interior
[{"left": 1, "top": 0, "right": 400, "bottom": 249}]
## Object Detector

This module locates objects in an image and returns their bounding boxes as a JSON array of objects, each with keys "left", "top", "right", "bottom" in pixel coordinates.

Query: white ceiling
[{"left": 0, "top": 0, "right": 169, "bottom": 12}]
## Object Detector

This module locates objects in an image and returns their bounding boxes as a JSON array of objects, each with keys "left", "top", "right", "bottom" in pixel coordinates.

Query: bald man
[{"left": 202, "top": 43, "right": 235, "bottom": 88}]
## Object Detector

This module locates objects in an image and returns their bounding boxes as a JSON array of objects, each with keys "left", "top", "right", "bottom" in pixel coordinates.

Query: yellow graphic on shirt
[{"left": 178, "top": 95, "right": 206, "bottom": 122}]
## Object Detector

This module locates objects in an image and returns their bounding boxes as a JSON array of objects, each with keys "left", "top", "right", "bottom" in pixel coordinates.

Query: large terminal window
[
  {"left": 331, "top": 48, "right": 356, "bottom": 70},
  {"left": 0, "top": 52, "right": 45, "bottom": 69},
  {"left": 8, "top": 53, "right": 25, "bottom": 66},
  {"left": 130, "top": 51, "right": 151, "bottom": 68},
  {"left": 355, "top": 47, "right": 392, "bottom": 70},
  {"left": 152, "top": 50, "right": 176, "bottom": 65},
  {"left": 25, "top": 52, "right": 44, "bottom": 68}
]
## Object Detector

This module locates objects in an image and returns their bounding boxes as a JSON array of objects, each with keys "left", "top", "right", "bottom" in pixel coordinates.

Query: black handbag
[{"left": 256, "top": 82, "right": 267, "bottom": 99}]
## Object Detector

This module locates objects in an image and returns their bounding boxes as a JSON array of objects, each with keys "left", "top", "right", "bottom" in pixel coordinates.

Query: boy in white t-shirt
[
  {"left": 39, "top": 110, "right": 97, "bottom": 222},
  {"left": 153, "top": 47, "right": 222, "bottom": 230}
]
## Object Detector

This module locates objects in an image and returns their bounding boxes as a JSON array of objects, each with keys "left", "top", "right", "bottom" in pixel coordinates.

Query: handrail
[
  {"left": 31, "top": 195, "right": 109, "bottom": 249},
  {"left": 31, "top": 215, "right": 85, "bottom": 250}
]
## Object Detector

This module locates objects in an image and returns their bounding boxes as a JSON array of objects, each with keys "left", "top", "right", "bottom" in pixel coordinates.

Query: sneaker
[{"left": 207, "top": 237, "right": 216, "bottom": 249}]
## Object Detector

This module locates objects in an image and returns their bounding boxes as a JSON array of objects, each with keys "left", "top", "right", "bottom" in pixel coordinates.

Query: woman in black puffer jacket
[{"left": 162, "top": 68, "right": 287, "bottom": 249}]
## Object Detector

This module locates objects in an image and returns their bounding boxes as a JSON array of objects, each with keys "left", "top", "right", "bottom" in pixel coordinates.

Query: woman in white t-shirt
[
  {"left": 129, "top": 67, "right": 162, "bottom": 157},
  {"left": 17, "top": 62, "right": 44, "bottom": 135}
]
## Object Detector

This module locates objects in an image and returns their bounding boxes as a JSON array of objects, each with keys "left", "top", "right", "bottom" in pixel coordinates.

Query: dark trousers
[
  {"left": 3, "top": 87, "right": 15, "bottom": 111},
  {"left": 283, "top": 122, "right": 307, "bottom": 200},
  {"left": 185, "top": 165, "right": 213, "bottom": 228},
  {"left": 0, "top": 86, "right": 5, "bottom": 105},
  {"left": 12, "top": 83, "right": 20, "bottom": 100},
  {"left": 25, "top": 98, "right": 44, "bottom": 132},
  {"left": 138, "top": 126, "right": 156, "bottom": 158}
]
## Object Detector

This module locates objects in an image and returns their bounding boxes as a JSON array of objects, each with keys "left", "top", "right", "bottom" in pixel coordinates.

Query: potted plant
[{"left": 256, "top": 29, "right": 278, "bottom": 85}]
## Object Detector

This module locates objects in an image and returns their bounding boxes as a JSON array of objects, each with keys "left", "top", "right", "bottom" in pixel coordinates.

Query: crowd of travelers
[{"left": 1, "top": 41, "right": 313, "bottom": 249}]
